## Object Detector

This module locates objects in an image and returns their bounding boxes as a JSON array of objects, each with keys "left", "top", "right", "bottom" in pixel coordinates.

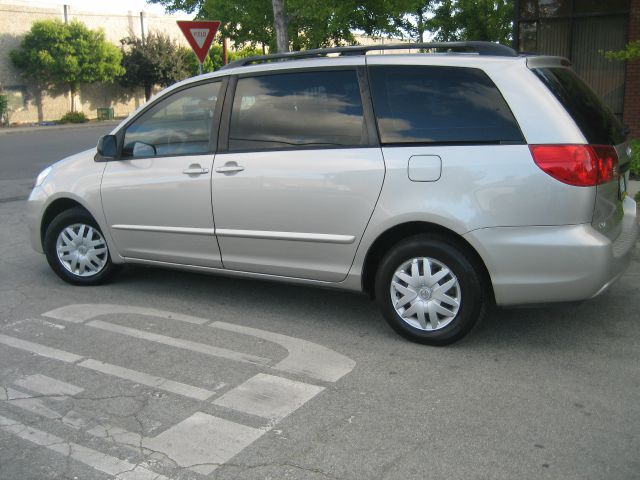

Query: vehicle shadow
[{"left": 113, "top": 260, "right": 639, "bottom": 353}]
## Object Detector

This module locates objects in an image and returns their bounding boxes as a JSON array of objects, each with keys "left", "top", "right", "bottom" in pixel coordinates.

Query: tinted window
[
  {"left": 534, "top": 67, "right": 626, "bottom": 145},
  {"left": 369, "top": 66, "right": 524, "bottom": 144},
  {"left": 123, "top": 82, "right": 221, "bottom": 158},
  {"left": 229, "top": 70, "right": 365, "bottom": 151}
]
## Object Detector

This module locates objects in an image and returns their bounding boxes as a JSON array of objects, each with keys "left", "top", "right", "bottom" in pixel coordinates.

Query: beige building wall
[{"left": 0, "top": 1, "right": 190, "bottom": 124}]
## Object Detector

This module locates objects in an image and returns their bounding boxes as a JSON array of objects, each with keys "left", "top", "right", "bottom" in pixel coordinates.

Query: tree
[
  {"left": 10, "top": 20, "right": 124, "bottom": 112},
  {"left": 149, "top": 0, "right": 395, "bottom": 50},
  {"left": 430, "top": 0, "right": 513, "bottom": 45},
  {"left": 387, "top": 0, "right": 435, "bottom": 43},
  {"left": 181, "top": 44, "right": 263, "bottom": 75},
  {"left": 120, "top": 31, "right": 193, "bottom": 100},
  {"left": 272, "top": 0, "right": 289, "bottom": 52},
  {"left": 605, "top": 40, "right": 640, "bottom": 62}
]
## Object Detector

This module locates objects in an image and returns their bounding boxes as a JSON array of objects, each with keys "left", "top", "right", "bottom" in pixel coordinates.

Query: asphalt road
[
  {"left": 0, "top": 123, "right": 116, "bottom": 202},
  {"left": 0, "top": 125, "right": 639, "bottom": 480}
]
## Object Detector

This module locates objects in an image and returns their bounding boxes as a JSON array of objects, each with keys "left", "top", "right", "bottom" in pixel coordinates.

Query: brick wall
[{"left": 624, "top": 0, "right": 640, "bottom": 139}]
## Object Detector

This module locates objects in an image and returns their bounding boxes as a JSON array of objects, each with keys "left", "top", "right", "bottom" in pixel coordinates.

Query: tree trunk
[
  {"left": 416, "top": 8, "right": 424, "bottom": 43},
  {"left": 69, "top": 86, "right": 75, "bottom": 112},
  {"left": 144, "top": 84, "right": 152, "bottom": 101},
  {"left": 272, "top": 0, "right": 289, "bottom": 53}
]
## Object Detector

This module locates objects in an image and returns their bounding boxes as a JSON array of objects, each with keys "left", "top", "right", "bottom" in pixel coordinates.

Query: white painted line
[
  {"left": 0, "top": 334, "right": 83, "bottom": 363},
  {"left": 0, "top": 414, "right": 169, "bottom": 480},
  {"left": 14, "top": 374, "right": 84, "bottom": 397},
  {"left": 78, "top": 359, "right": 214, "bottom": 401},
  {"left": 213, "top": 373, "right": 325, "bottom": 421},
  {"left": 3, "top": 387, "right": 89, "bottom": 430},
  {"left": 3, "top": 387, "right": 61, "bottom": 419},
  {"left": 142, "top": 412, "right": 265, "bottom": 476},
  {"left": 43, "top": 303, "right": 209, "bottom": 325},
  {"left": 211, "top": 321, "right": 356, "bottom": 383},
  {"left": 87, "top": 424, "right": 143, "bottom": 449},
  {"left": 86, "top": 319, "right": 270, "bottom": 367}
]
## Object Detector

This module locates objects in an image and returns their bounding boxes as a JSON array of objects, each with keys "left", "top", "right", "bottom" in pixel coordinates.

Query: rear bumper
[{"left": 464, "top": 197, "right": 639, "bottom": 306}]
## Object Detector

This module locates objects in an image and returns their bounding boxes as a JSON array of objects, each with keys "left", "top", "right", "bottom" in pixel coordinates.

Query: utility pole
[{"left": 63, "top": 4, "right": 69, "bottom": 24}]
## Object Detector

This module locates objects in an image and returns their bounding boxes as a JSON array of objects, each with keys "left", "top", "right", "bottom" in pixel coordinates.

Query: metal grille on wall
[{"left": 514, "top": 0, "right": 630, "bottom": 118}]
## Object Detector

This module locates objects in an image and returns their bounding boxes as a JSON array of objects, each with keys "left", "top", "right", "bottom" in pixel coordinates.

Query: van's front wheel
[
  {"left": 43, "top": 207, "right": 116, "bottom": 285},
  {"left": 375, "top": 235, "right": 486, "bottom": 345}
]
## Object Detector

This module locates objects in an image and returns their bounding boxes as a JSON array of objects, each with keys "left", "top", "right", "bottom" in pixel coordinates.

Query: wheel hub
[
  {"left": 389, "top": 257, "right": 461, "bottom": 331},
  {"left": 418, "top": 287, "right": 432, "bottom": 300}
]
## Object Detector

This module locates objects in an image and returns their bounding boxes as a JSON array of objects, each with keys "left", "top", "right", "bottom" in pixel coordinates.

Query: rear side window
[
  {"left": 533, "top": 67, "right": 626, "bottom": 145},
  {"left": 229, "top": 70, "right": 365, "bottom": 151},
  {"left": 369, "top": 66, "right": 524, "bottom": 145}
]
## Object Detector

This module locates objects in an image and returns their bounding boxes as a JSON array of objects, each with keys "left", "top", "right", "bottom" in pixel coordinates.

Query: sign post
[{"left": 177, "top": 20, "right": 221, "bottom": 75}]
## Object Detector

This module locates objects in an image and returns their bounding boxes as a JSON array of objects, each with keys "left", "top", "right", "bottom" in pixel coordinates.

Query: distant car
[{"left": 27, "top": 41, "right": 638, "bottom": 345}]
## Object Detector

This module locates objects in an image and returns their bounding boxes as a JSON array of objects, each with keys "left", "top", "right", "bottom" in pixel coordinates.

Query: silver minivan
[{"left": 27, "top": 42, "right": 639, "bottom": 345}]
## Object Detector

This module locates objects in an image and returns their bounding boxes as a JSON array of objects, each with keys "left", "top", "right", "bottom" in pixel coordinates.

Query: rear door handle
[
  {"left": 215, "top": 162, "right": 245, "bottom": 174},
  {"left": 182, "top": 166, "right": 209, "bottom": 175}
]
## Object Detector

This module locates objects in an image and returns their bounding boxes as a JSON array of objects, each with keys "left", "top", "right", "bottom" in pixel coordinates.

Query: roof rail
[{"left": 221, "top": 41, "right": 517, "bottom": 70}]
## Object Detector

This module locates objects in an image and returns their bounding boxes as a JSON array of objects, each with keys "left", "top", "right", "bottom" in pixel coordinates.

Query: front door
[
  {"left": 212, "top": 69, "right": 384, "bottom": 282},
  {"left": 101, "top": 81, "right": 224, "bottom": 267}
]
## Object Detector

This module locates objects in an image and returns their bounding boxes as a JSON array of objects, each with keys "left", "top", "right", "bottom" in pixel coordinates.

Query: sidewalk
[
  {"left": 0, "top": 120, "right": 121, "bottom": 135},
  {"left": 629, "top": 179, "right": 640, "bottom": 198}
]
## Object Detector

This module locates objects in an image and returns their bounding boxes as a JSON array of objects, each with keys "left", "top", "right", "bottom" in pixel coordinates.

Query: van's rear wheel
[
  {"left": 44, "top": 207, "right": 116, "bottom": 285},
  {"left": 375, "top": 235, "right": 486, "bottom": 345}
]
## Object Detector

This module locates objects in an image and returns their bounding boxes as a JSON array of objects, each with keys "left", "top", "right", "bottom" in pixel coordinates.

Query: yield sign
[{"left": 177, "top": 20, "right": 221, "bottom": 64}]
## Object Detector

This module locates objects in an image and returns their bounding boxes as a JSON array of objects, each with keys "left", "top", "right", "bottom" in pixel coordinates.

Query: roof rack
[{"left": 221, "top": 41, "right": 517, "bottom": 70}]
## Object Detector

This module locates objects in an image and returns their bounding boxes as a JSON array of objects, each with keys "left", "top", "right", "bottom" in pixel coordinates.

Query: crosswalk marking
[
  {"left": 0, "top": 304, "right": 357, "bottom": 476},
  {"left": 213, "top": 373, "right": 325, "bottom": 421},
  {"left": 86, "top": 319, "right": 270, "bottom": 366},
  {"left": 142, "top": 412, "right": 265, "bottom": 476},
  {"left": 43, "top": 303, "right": 210, "bottom": 325},
  {"left": 78, "top": 359, "right": 215, "bottom": 401},
  {"left": 0, "top": 334, "right": 216, "bottom": 401},
  {"left": 0, "top": 414, "right": 170, "bottom": 480},
  {"left": 14, "top": 374, "right": 84, "bottom": 397},
  {"left": 0, "top": 333, "right": 83, "bottom": 363},
  {"left": 211, "top": 321, "right": 356, "bottom": 382}
]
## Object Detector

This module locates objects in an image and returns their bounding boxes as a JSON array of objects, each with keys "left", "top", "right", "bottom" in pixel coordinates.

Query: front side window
[
  {"left": 369, "top": 66, "right": 524, "bottom": 145},
  {"left": 229, "top": 70, "right": 365, "bottom": 151},
  {"left": 123, "top": 82, "right": 221, "bottom": 158}
]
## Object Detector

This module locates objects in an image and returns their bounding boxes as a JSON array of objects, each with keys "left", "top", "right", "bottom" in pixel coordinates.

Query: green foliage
[
  {"left": 181, "top": 44, "right": 263, "bottom": 76},
  {"left": 10, "top": 20, "right": 124, "bottom": 104},
  {"left": 431, "top": 0, "right": 513, "bottom": 44},
  {"left": 150, "top": 0, "right": 397, "bottom": 49},
  {"left": 630, "top": 139, "right": 640, "bottom": 178},
  {"left": 59, "top": 111, "right": 88, "bottom": 123},
  {"left": 635, "top": 191, "right": 640, "bottom": 203},
  {"left": 605, "top": 40, "right": 640, "bottom": 62},
  {"left": 120, "top": 31, "right": 193, "bottom": 100}
]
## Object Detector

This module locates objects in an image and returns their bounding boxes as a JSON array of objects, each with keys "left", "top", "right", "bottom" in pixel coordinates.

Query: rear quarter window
[
  {"left": 533, "top": 67, "right": 626, "bottom": 145},
  {"left": 368, "top": 66, "right": 524, "bottom": 144}
]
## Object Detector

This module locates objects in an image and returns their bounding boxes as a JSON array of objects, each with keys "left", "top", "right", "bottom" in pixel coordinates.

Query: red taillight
[{"left": 529, "top": 144, "right": 619, "bottom": 187}]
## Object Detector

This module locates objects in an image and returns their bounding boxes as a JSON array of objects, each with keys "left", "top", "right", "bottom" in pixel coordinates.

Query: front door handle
[
  {"left": 182, "top": 165, "right": 209, "bottom": 175},
  {"left": 215, "top": 162, "right": 245, "bottom": 174}
]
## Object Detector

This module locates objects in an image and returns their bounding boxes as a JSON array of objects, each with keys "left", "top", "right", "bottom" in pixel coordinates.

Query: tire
[
  {"left": 43, "top": 207, "right": 116, "bottom": 286},
  {"left": 374, "top": 234, "right": 486, "bottom": 345}
]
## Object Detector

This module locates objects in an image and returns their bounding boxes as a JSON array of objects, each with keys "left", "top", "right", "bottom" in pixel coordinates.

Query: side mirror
[
  {"left": 132, "top": 141, "right": 157, "bottom": 157},
  {"left": 97, "top": 134, "right": 117, "bottom": 158}
]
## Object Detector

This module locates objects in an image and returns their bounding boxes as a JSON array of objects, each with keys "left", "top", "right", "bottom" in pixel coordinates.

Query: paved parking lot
[{"left": 0, "top": 126, "right": 639, "bottom": 479}]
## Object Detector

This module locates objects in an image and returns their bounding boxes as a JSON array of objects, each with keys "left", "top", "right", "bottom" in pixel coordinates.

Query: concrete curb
[{"left": 0, "top": 121, "right": 121, "bottom": 135}]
